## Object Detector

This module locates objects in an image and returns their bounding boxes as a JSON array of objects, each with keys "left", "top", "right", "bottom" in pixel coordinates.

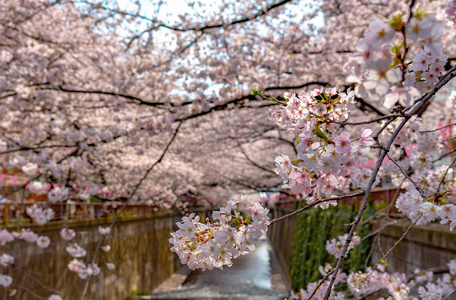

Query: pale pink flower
[
  {"left": 320, "top": 174, "right": 338, "bottom": 197},
  {"left": 68, "top": 259, "right": 86, "bottom": 273},
  {"left": 0, "top": 275, "right": 12, "bottom": 288},
  {"left": 404, "top": 72, "right": 416, "bottom": 87},
  {"left": 28, "top": 181, "right": 45, "bottom": 194},
  {"left": 359, "top": 129, "right": 374, "bottom": 147},
  {"left": 48, "top": 187, "right": 68, "bottom": 202},
  {"left": 422, "top": 71, "right": 439, "bottom": 86},
  {"left": 423, "top": 21, "right": 444, "bottom": 55},
  {"left": 0, "top": 50, "right": 13, "bottom": 63},
  {"left": 274, "top": 154, "right": 292, "bottom": 181},
  {"left": 0, "top": 254, "right": 13, "bottom": 267},
  {"left": 336, "top": 131, "right": 351, "bottom": 154},
  {"left": 0, "top": 230, "right": 14, "bottom": 246},
  {"left": 66, "top": 243, "right": 87, "bottom": 258},
  {"left": 78, "top": 264, "right": 100, "bottom": 279},
  {"left": 406, "top": 17, "right": 432, "bottom": 42},
  {"left": 326, "top": 234, "right": 361, "bottom": 258},
  {"left": 365, "top": 20, "right": 395, "bottom": 47},
  {"left": 60, "top": 228, "right": 75, "bottom": 241},
  {"left": 419, "top": 202, "right": 438, "bottom": 221},
  {"left": 98, "top": 226, "right": 111, "bottom": 235},
  {"left": 428, "top": 61, "right": 446, "bottom": 76},
  {"left": 446, "top": 91, "right": 456, "bottom": 108},
  {"left": 448, "top": 260, "right": 456, "bottom": 275},
  {"left": 364, "top": 59, "right": 401, "bottom": 95},
  {"left": 37, "top": 236, "right": 50, "bottom": 248},
  {"left": 101, "top": 245, "right": 111, "bottom": 252},
  {"left": 227, "top": 196, "right": 241, "bottom": 206},
  {"left": 411, "top": 52, "right": 433, "bottom": 72},
  {"left": 22, "top": 162, "right": 38, "bottom": 176},
  {"left": 384, "top": 86, "right": 421, "bottom": 108},
  {"left": 347, "top": 74, "right": 369, "bottom": 98},
  {"left": 20, "top": 229, "right": 38, "bottom": 243}
]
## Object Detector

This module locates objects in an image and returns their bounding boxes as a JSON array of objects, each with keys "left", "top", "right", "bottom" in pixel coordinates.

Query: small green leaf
[
  {"left": 388, "top": 14, "right": 404, "bottom": 31},
  {"left": 250, "top": 89, "right": 262, "bottom": 96},
  {"left": 312, "top": 126, "right": 329, "bottom": 141},
  {"left": 392, "top": 42, "right": 404, "bottom": 54},
  {"left": 389, "top": 57, "right": 402, "bottom": 68},
  {"left": 412, "top": 10, "right": 428, "bottom": 20},
  {"left": 269, "top": 96, "right": 280, "bottom": 103},
  {"left": 321, "top": 91, "right": 329, "bottom": 101}
]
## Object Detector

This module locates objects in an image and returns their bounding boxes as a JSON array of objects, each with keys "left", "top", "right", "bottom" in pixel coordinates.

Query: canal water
[{"left": 146, "top": 237, "right": 289, "bottom": 299}]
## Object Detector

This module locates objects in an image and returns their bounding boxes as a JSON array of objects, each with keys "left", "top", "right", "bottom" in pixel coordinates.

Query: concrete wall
[{"left": 9, "top": 212, "right": 182, "bottom": 300}]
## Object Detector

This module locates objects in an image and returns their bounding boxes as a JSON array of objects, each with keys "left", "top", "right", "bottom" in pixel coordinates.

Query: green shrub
[{"left": 290, "top": 204, "right": 374, "bottom": 290}]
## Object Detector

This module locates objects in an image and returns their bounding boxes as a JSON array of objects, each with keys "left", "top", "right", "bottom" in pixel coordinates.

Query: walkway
[{"left": 142, "top": 238, "right": 289, "bottom": 299}]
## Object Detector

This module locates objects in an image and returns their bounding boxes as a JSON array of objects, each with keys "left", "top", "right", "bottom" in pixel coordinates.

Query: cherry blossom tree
[{"left": 1, "top": 0, "right": 456, "bottom": 299}]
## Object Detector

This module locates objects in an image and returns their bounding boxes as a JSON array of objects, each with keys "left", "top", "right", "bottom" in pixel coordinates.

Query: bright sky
[
  {"left": 110, "top": 0, "right": 324, "bottom": 98},
  {"left": 116, "top": 0, "right": 324, "bottom": 30}
]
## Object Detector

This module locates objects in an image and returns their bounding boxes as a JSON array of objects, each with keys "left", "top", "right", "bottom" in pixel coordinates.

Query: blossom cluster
[
  {"left": 68, "top": 259, "right": 100, "bottom": 279},
  {"left": 0, "top": 228, "right": 52, "bottom": 249},
  {"left": 0, "top": 254, "right": 13, "bottom": 290},
  {"left": 345, "top": 11, "right": 447, "bottom": 109},
  {"left": 292, "top": 263, "right": 348, "bottom": 300},
  {"left": 292, "top": 246, "right": 456, "bottom": 299},
  {"left": 395, "top": 165, "right": 456, "bottom": 228},
  {"left": 61, "top": 226, "right": 114, "bottom": 279},
  {"left": 0, "top": 228, "right": 50, "bottom": 293},
  {"left": 376, "top": 115, "right": 456, "bottom": 229},
  {"left": 60, "top": 228, "right": 76, "bottom": 240},
  {"left": 170, "top": 197, "right": 269, "bottom": 270},
  {"left": 271, "top": 88, "right": 374, "bottom": 207},
  {"left": 26, "top": 204, "right": 55, "bottom": 225},
  {"left": 325, "top": 234, "right": 361, "bottom": 258}
]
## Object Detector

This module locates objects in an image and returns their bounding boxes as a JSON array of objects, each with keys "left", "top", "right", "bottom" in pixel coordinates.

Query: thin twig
[
  {"left": 419, "top": 122, "right": 456, "bottom": 133},
  {"left": 307, "top": 269, "right": 335, "bottom": 300},
  {"left": 363, "top": 179, "right": 405, "bottom": 271},
  {"left": 436, "top": 157, "right": 456, "bottom": 194},
  {"left": 386, "top": 153, "right": 425, "bottom": 197},
  {"left": 268, "top": 191, "right": 365, "bottom": 226},
  {"left": 443, "top": 289, "right": 456, "bottom": 300},
  {"left": 369, "top": 218, "right": 419, "bottom": 275},
  {"left": 333, "top": 114, "right": 399, "bottom": 126}
]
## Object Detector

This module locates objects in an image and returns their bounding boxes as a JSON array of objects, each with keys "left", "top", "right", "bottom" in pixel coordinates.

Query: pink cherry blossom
[
  {"left": 37, "top": 236, "right": 50, "bottom": 248},
  {"left": 60, "top": 228, "right": 76, "bottom": 241}
]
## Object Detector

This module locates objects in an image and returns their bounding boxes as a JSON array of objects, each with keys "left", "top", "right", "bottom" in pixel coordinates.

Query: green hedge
[{"left": 290, "top": 204, "right": 373, "bottom": 290}]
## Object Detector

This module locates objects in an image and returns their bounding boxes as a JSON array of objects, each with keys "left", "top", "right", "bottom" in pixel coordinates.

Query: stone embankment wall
[
  {"left": 371, "top": 220, "right": 456, "bottom": 275},
  {"left": 269, "top": 204, "right": 456, "bottom": 284},
  {"left": 10, "top": 212, "right": 182, "bottom": 299},
  {"left": 268, "top": 205, "right": 295, "bottom": 288}
]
